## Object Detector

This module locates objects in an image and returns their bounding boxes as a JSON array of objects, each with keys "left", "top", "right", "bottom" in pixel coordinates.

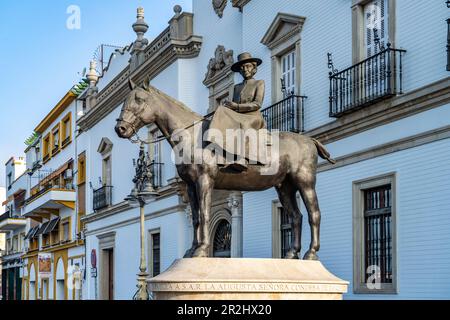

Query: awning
[
  {"left": 34, "top": 221, "right": 50, "bottom": 236},
  {"left": 24, "top": 226, "right": 38, "bottom": 240},
  {"left": 42, "top": 217, "right": 60, "bottom": 235}
]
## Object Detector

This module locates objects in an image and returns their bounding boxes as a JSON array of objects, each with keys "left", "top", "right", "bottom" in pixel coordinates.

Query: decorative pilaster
[
  {"left": 228, "top": 192, "right": 243, "bottom": 257},
  {"left": 130, "top": 7, "right": 149, "bottom": 72}
]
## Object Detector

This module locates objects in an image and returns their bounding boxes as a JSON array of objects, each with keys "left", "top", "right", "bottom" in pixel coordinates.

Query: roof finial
[
  {"left": 86, "top": 60, "right": 99, "bottom": 86},
  {"left": 173, "top": 5, "right": 182, "bottom": 16}
]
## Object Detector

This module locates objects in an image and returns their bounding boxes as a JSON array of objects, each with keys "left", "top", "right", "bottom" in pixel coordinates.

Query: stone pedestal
[{"left": 148, "top": 258, "right": 348, "bottom": 300}]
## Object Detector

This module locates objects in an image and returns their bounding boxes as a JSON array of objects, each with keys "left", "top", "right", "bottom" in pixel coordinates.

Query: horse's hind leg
[
  {"left": 296, "top": 173, "right": 321, "bottom": 260},
  {"left": 275, "top": 182, "right": 303, "bottom": 259},
  {"left": 183, "top": 184, "right": 200, "bottom": 258},
  {"left": 192, "top": 174, "right": 214, "bottom": 258}
]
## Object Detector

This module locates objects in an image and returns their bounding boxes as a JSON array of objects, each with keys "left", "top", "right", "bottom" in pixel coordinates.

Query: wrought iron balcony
[
  {"left": 261, "top": 95, "right": 307, "bottom": 133},
  {"left": 93, "top": 186, "right": 113, "bottom": 211},
  {"left": 329, "top": 44, "right": 406, "bottom": 118},
  {"left": 150, "top": 162, "right": 164, "bottom": 189}
]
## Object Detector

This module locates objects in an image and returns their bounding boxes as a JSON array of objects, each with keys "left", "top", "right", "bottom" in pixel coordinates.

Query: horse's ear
[
  {"left": 142, "top": 76, "right": 151, "bottom": 91},
  {"left": 128, "top": 79, "right": 137, "bottom": 90}
]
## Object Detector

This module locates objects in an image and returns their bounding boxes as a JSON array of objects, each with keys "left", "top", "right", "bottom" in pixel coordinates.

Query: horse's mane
[{"left": 146, "top": 84, "right": 202, "bottom": 119}]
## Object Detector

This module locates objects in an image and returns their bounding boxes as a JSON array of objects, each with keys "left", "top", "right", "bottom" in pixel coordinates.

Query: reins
[{"left": 117, "top": 110, "right": 216, "bottom": 145}]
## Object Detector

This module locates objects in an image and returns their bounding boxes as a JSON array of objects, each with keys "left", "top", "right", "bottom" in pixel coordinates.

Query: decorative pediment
[
  {"left": 97, "top": 137, "right": 113, "bottom": 156},
  {"left": 261, "top": 13, "right": 306, "bottom": 50},
  {"left": 203, "top": 45, "right": 234, "bottom": 86},
  {"left": 212, "top": 0, "right": 227, "bottom": 18},
  {"left": 232, "top": 0, "right": 252, "bottom": 11}
]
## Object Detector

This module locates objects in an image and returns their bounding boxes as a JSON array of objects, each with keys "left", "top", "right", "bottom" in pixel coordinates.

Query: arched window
[{"left": 213, "top": 220, "right": 232, "bottom": 258}]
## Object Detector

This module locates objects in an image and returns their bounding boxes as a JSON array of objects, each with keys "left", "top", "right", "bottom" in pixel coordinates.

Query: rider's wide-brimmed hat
[{"left": 231, "top": 52, "right": 263, "bottom": 72}]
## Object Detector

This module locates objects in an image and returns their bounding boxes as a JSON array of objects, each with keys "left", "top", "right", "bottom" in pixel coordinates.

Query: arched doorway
[
  {"left": 29, "top": 263, "right": 36, "bottom": 300},
  {"left": 212, "top": 219, "right": 232, "bottom": 258},
  {"left": 55, "top": 258, "right": 65, "bottom": 300}
]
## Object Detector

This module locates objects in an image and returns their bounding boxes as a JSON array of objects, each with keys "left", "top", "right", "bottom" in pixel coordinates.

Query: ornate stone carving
[
  {"left": 202, "top": 45, "right": 235, "bottom": 112},
  {"left": 203, "top": 45, "right": 234, "bottom": 84},
  {"left": 212, "top": 0, "right": 227, "bottom": 18}
]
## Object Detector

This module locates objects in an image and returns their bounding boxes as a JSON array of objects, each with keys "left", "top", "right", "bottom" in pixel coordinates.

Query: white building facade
[{"left": 68, "top": 0, "right": 450, "bottom": 300}]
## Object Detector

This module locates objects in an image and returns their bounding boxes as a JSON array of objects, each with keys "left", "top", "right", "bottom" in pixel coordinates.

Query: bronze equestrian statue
[{"left": 115, "top": 53, "right": 335, "bottom": 260}]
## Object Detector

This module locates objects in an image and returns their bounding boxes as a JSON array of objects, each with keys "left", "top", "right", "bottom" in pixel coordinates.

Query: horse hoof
[
  {"left": 183, "top": 249, "right": 193, "bottom": 258},
  {"left": 303, "top": 250, "right": 319, "bottom": 261},
  {"left": 192, "top": 247, "right": 209, "bottom": 258},
  {"left": 284, "top": 249, "right": 299, "bottom": 259}
]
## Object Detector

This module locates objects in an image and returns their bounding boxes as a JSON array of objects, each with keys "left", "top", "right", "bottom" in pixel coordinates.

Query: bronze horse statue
[{"left": 115, "top": 80, "right": 335, "bottom": 260}]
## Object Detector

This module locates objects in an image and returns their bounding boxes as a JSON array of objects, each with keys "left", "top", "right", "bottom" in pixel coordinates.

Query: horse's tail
[{"left": 312, "top": 138, "right": 336, "bottom": 165}]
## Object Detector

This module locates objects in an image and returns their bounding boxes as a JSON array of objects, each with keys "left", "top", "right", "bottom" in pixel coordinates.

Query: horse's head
[{"left": 115, "top": 79, "right": 156, "bottom": 139}]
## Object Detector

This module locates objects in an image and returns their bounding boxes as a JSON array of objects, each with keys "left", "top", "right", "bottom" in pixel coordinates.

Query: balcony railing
[
  {"left": 150, "top": 162, "right": 164, "bottom": 189},
  {"left": 93, "top": 186, "right": 113, "bottom": 212},
  {"left": 0, "top": 211, "right": 11, "bottom": 223},
  {"left": 25, "top": 184, "right": 53, "bottom": 204},
  {"left": 329, "top": 44, "right": 406, "bottom": 118},
  {"left": 261, "top": 95, "right": 307, "bottom": 133}
]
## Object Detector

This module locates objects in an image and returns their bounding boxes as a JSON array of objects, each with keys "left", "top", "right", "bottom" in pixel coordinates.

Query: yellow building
[{"left": 20, "top": 82, "right": 87, "bottom": 300}]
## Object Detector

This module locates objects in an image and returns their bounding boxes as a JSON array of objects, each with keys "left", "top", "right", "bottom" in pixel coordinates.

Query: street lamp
[{"left": 125, "top": 142, "right": 158, "bottom": 300}]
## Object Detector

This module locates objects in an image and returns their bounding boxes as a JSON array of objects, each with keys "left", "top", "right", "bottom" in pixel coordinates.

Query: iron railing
[
  {"left": 329, "top": 44, "right": 406, "bottom": 118},
  {"left": 0, "top": 211, "right": 11, "bottom": 223},
  {"left": 150, "top": 162, "right": 164, "bottom": 189},
  {"left": 25, "top": 184, "right": 53, "bottom": 204},
  {"left": 93, "top": 186, "right": 113, "bottom": 211},
  {"left": 261, "top": 95, "right": 307, "bottom": 133}
]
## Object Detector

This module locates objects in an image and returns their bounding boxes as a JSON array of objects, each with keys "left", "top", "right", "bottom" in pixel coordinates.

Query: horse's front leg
[
  {"left": 192, "top": 174, "right": 214, "bottom": 258},
  {"left": 183, "top": 184, "right": 200, "bottom": 258}
]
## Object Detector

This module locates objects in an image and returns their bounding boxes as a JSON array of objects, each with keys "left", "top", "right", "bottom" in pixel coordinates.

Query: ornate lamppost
[{"left": 125, "top": 142, "right": 158, "bottom": 300}]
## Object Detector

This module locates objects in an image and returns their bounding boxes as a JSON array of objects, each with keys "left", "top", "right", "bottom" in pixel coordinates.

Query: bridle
[{"left": 117, "top": 110, "right": 216, "bottom": 145}]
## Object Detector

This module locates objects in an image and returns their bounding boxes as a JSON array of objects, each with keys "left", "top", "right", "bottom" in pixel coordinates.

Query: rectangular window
[
  {"left": 19, "top": 232, "right": 25, "bottom": 251},
  {"left": 52, "top": 124, "right": 60, "bottom": 155},
  {"left": 77, "top": 153, "right": 86, "bottom": 185},
  {"left": 353, "top": 172, "right": 397, "bottom": 294},
  {"left": 61, "top": 113, "right": 72, "bottom": 148},
  {"left": 364, "top": 0, "right": 388, "bottom": 58},
  {"left": 6, "top": 239, "right": 11, "bottom": 254},
  {"left": 280, "top": 207, "right": 293, "bottom": 258},
  {"left": 102, "top": 156, "right": 112, "bottom": 186},
  {"left": 61, "top": 218, "right": 70, "bottom": 242},
  {"left": 281, "top": 50, "right": 296, "bottom": 96},
  {"left": 364, "top": 185, "right": 392, "bottom": 283},
  {"left": 150, "top": 231, "right": 161, "bottom": 277},
  {"left": 12, "top": 235, "right": 18, "bottom": 252},
  {"left": 150, "top": 131, "right": 163, "bottom": 188},
  {"left": 7, "top": 172, "right": 12, "bottom": 189},
  {"left": 42, "top": 134, "right": 51, "bottom": 163},
  {"left": 353, "top": 0, "right": 394, "bottom": 63}
]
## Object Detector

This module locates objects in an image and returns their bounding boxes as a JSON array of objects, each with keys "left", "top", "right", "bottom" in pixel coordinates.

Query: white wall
[
  {"left": 240, "top": 0, "right": 449, "bottom": 131},
  {"left": 243, "top": 137, "right": 450, "bottom": 299},
  {"left": 191, "top": 0, "right": 243, "bottom": 115},
  {"left": 0, "top": 186, "right": 5, "bottom": 214},
  {"left": 84, "top": 198, "right": 190, "bottom": 300}
]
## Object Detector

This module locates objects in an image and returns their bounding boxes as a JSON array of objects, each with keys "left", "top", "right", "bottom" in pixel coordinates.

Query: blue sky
[{"left": 0, "top": 0, "right": 192, "bottom": 186}]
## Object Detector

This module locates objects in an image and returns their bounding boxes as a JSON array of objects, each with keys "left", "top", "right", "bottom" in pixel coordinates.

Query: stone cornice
[
  {"left": 84, "top": 203, "right": 187, "bottom": 236},
  {"left": 81, "top": 177, "right": 183, "bottom": 225},
  {"left": 317, "top": 124, "right": 450, "bottom": 173},
  {"left": 77, "top": 27, "right": 202, "bottom": 131},
  {"left": 232, "top": 0, "right": 252, "bottom": 11},
  {"left": 307, "top": 77, "right": 450, "bottom": 144}
]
